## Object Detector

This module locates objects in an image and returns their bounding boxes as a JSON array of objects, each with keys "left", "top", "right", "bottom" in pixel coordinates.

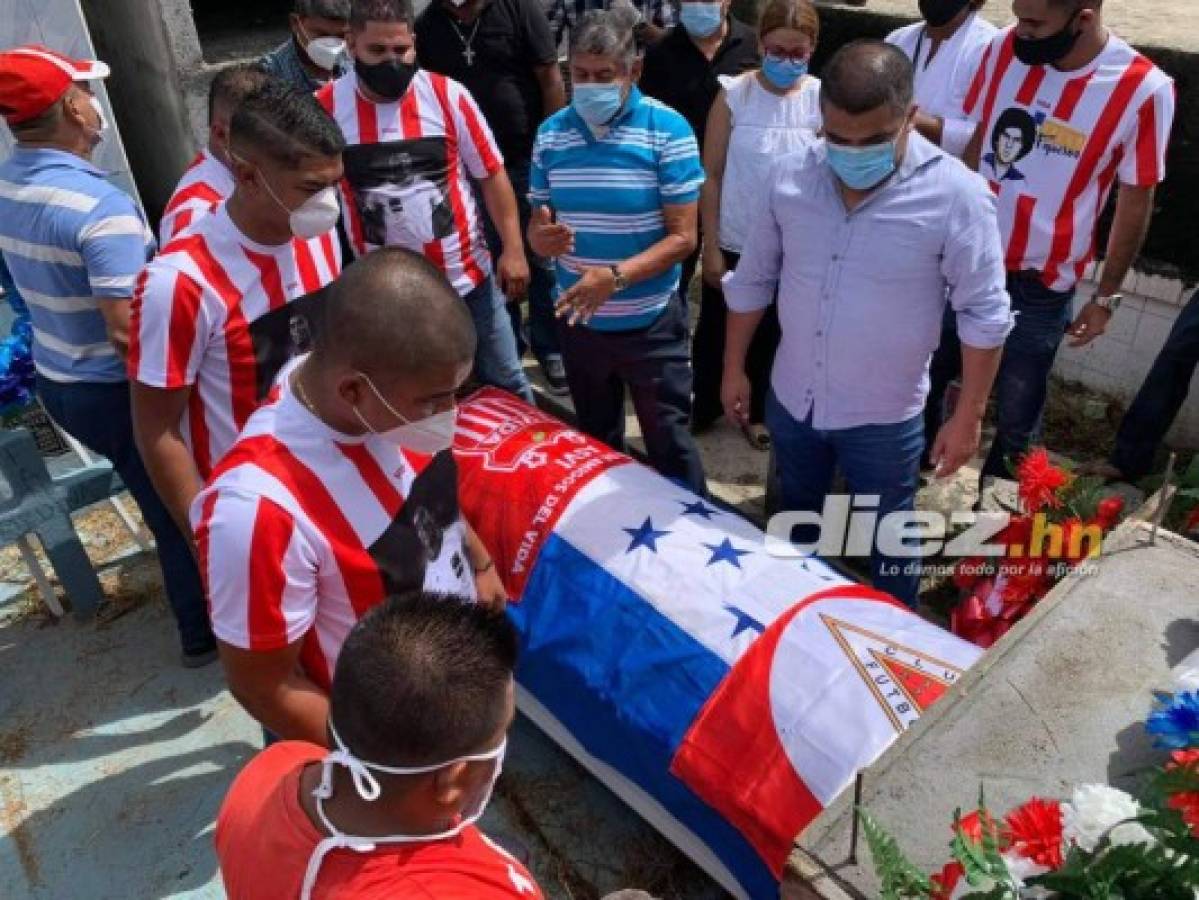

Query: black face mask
[
  {"left": 918, "top": 0, "right": 971, "bottom": 29},
  {"left": 1012, "top": 10, "right": 1082, "bottom": 67},
  {"left": 355, "top": 57, "right": 417, "bottom": 100}
]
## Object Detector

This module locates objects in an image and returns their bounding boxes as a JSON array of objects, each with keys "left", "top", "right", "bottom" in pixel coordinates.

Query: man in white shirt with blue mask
[{"left": 722, "top": 40, "right": 1012, "bottom": 608}]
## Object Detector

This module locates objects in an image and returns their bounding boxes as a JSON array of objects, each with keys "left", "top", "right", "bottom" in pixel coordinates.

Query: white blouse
[{"left": 717, "top": 72, "right": 822, "bottom": 254}]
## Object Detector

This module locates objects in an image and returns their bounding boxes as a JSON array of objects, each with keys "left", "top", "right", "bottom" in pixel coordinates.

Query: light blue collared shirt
[{"left": 724, "top": 134, "right": 1012, "bottom": 430}]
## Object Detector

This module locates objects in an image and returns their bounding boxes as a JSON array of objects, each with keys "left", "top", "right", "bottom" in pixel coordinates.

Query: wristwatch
[
  {"left": 1093, "top": 293, "right": 1124, "bottom": 312},
  {"left": 609, "top": 264, "right": 629, "bottom": 293}
]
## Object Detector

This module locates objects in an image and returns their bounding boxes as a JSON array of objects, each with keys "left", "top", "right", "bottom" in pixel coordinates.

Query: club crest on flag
[
  {"left": 821, "top": 614, "right": 965, "bottom": 731},
  {"left": 455, "top": 391, "right": 589, "bottom": 473}
]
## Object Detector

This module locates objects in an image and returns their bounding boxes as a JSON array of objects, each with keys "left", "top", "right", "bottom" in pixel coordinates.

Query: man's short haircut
[
  {"left": 757, "top": 0, "right": 820, "bottom": 44},
  {"left": 312, "top": 246, "right": 476, "bottom": 379},
  {"left": 229, "top": 79, "right": 345, "bottom": 166},
  {"left": 993, "top": 108, "right": 1038, "bottom": 159},
  {"left": 570, "top": 9, "right": 639, "bottom": 70},
  {"left": 295, "top": 0, "right": 352, "bottom": 18},
  {"left": 330, "top": 592, "right": 519, "bottom": 766},
  {"left": 350, "top": 0, "right": 416, "bottom": 30},
  {"left": 819, "top": 40, "right": 914, "bottom": 117},
  {"left": 207, "top": 64, "right": 269, "bottom": 125}
]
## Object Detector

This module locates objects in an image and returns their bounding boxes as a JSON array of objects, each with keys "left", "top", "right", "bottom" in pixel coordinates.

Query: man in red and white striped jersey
[
  {"left": 945, "top": 0, "right": 1175, "bottom": 487},
  {"left": 316, "top": 0, "right": 534, "bottom": 403},
  {"left": 159, "top": 65, "right": 271, "bottom": 243},
  {"left": 130, "top": 80, "right": 345, "bottom": 537},
  {"left": 192, "top": 248, "right": 507, "bottom": 744}
]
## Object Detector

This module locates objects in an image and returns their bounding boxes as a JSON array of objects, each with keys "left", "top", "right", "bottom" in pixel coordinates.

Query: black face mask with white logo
[
  {"left": 1012, "top": 10, "right": 1083, "bottom": 67},
  {"left": 355, "top": 57, "right": 417, "bottom": 100},
  {"left": 918, "top": 0, "right": 971, "bottom": 29}
]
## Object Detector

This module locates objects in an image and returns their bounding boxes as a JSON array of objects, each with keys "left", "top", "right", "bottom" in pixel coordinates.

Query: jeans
[
  {"left": 557, "top": 294, "right": 707, "bottom": 495},
  {"left": 922, "top": 305, "right": 961, "bottom": 467},
  {"left": 1111, "top": 289, "right": 1199, "bottom": 481},
  {"left": 36, "top": 376, "right": 216, "bottom": 655},
  {"left": 926, "top": 273, "right": 1073, "bottom": 481},
  {"left": 463, "top": 274, "right": 535, "bottom": 403},
  {"left": 691, "top": 249, "right": 781, "bottom": 429},
  {"left": 981, "top": 274, "right": 1074, "bottom": 480},
  {"left": 766, "top": 391, "right": 925, "bottom": 607},
  {"left": 481, "top": 160, "right": 560, "bottom": 365}
]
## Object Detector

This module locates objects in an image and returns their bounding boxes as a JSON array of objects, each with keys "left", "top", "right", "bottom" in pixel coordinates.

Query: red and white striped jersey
[
  {"left": 191, "top": 361, "right": 476, "bottom": 691},
  {"left": 315, "top": 69, "right": 503, "bottom": 296},
  {"left": 159, "top": 150, "right": 235, "bottom": 244},
  {"left": 964, "top": 29, "right": 1174, "bottom": 292},
  {"left": 129, "top": 205, "right": 341, "bottom": 478}
]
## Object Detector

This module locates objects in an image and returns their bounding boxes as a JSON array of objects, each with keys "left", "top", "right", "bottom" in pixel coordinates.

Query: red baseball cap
[{"left": 0, "top": 45, "right": 110, "bottom": 126}]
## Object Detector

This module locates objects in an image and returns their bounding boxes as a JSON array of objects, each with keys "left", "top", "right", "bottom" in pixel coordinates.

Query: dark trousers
[
  {"left": 766, "top": 392, "right": 925, "bottom": 608},
  {"left": 557, "top": 295, "right": 707, "bottom": 495},
  {"left": 481, "top": 159, "right": 561, "bottom": 365},
  {"left": 925, "top": 272, "right": 1073, "bottom": 482},
  {"left": 36, "top": 376, "right": 215, "bottom": 655},
  {"left": 1111, "top": 289, "right": 1199, "bottom": 481},
  {"left": 692, "top": 249, "right": 781, "bottom": 429}
]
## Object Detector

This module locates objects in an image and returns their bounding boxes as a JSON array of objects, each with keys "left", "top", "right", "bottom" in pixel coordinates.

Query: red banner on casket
[{"left": 453, "top": 388, "right": 631, "bottom": 598}]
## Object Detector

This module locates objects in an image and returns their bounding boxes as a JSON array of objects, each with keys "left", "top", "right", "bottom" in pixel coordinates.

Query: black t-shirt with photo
[{"left": 416, "top": 0, "right": 558, "bottom": 166}]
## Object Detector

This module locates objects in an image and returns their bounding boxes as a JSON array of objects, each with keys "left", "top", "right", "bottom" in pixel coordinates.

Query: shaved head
[{"left": 313, "top": 247, "right": 475, "bottom": 382}]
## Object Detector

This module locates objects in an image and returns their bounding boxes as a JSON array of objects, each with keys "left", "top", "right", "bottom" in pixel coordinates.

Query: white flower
[
  {"left": 1062, "top": 784, "right": 1155, "bottom": 852},
  {"left": 1001, "top": 852, "right": 1052, "bottom": 898},
  {"left": 1172, "top": 648, "right": 1199, "bottom": 692}
]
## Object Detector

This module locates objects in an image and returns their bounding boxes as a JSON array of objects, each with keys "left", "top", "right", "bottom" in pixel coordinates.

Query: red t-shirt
[{"left": 216, "top": 742, "right": 544, "bottom": 899}]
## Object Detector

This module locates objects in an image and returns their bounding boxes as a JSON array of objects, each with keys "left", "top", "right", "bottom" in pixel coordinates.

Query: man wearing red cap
[{"left": 0, "top": 45, "right": 217, "bottom": 666}]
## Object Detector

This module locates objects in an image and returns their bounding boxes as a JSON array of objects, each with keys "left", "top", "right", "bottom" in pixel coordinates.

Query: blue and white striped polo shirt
[
  {"left": 530, "top": 87, "right": 703, "bottom": 332},
  {"left": 0, "top": 148, "right": 154, "bottom": 383}
]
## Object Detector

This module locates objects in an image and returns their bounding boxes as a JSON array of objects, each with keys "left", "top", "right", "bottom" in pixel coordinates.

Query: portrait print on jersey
[
  {"left": 984, "top": 106, "right": 1039, "bottom": 183},
  {"left": 342, "top": 137, "right": 456, "bottom": 251},
  {"left": 367, "top": 447, "right": 473, "bottom": 597},
  {"left": 247, "top": 286, "right": 331, "bottom": 400}
]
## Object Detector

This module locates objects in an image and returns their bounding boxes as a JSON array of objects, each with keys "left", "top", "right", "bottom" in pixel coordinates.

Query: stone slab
[{"left": 792, "top": 521, "right": 1199, "bottom": 897}]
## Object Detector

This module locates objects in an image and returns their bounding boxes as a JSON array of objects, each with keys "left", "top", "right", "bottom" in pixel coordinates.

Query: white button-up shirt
[{"left": 724, "top": 134, "right": 1013, "bottom": 431}]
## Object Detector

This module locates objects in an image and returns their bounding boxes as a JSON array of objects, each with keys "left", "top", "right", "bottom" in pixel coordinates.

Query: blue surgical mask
[
  {"left": 680, "top": 2, "right": 724, "bottom": 38},
  {"left": 572, "top": 82, "right": 625, "bottom": 128},
  {"left": 825, "top": 139, "right": 899, "bottom": 191},
  {"left": 761, "top": 53, "right": 808, "bottom": 90}
]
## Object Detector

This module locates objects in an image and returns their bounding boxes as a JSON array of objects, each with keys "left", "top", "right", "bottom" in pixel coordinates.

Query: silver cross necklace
[{"left": 451, "top": 16, "right": 483, "bottom": 66}]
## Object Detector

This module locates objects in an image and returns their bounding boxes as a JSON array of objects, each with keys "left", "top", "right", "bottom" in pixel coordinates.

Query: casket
[{"left": 454, "top": 389, "right": 981, "bottom": 899}]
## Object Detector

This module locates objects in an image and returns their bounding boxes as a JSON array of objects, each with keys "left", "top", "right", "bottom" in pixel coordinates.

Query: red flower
[
  {"left": 1186, "top": 506, "right": 1199, "bottom": 535},
  {"left": 1167, "top": 750, "right": 1199, "bottom": 836},
  {"left": 1095, "top": 496, "right": 1125, "bottom": 530},
  {"left": 930, "top": 861, "right": 964, "bottom": 900},
  {"left": 1001, "top": 564, "right": 1050, "bottom": 608},
  {"left": 1004, "top": 798, "right": 1065, "bottom": 869},
  {"left": 953, "top": 557, "right": 988, "bottom": 591},
  {"left": 958, "top": 808, "right": 1004, "bottom": 845},
  {"left": 1016, "top": 448, "right": 1071, "bottom": 513}
]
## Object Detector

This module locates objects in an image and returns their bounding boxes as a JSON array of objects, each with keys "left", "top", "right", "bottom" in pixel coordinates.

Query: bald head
[
  {"left": 820, "top": 40, "right": 914, "bottom": 118},
  {"left": 313, "top": 247, "right": 475, "bottom": 381}
]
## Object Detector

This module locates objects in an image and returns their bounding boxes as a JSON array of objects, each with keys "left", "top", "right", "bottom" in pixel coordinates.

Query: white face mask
[
  {"left": 306, "top": 36, "right": 347, "bottom": 71},
  {"left": 88, "top": 96, "right": 109, "bottom": 135},
  {"left": 240, "top": 151, "right": 341, "bottom": 239},
  {"left": 352, "top": 371, "right": 458, "bottom": 456},
  {"left": 301, "top": 720, "right": 506, "bottom": 900}
]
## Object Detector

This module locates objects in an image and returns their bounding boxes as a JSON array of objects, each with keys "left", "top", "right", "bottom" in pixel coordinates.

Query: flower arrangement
[
  {"left": 860, "top": 687, "right": 1199, "bottom": 898},
  {"left": 949, "top": 448, "right": 1126, "bottom": 649},
  {"left": 0, "top": 269, "right": 36, "bottom": 416}
]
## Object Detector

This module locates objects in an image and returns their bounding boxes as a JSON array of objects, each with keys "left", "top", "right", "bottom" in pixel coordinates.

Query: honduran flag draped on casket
[{"left": 454, "top": 390, "right": 982, "bottom": 899}]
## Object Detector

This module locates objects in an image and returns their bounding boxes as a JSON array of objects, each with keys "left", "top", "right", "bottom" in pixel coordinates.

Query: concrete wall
[
  {"left": 0, "top": 0, "right": 142, "bottom": 207},
  {"left": 77, "top": 0, "right": 203, "bottom": 224}
]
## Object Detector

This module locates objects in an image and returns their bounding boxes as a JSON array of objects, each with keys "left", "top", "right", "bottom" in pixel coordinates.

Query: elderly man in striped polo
[
  {"left": 0, "top": 46, "right": 216, "bottom": 665},
  {"left": 528, "top": 8, "right": 706, "bottom": 493}
]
